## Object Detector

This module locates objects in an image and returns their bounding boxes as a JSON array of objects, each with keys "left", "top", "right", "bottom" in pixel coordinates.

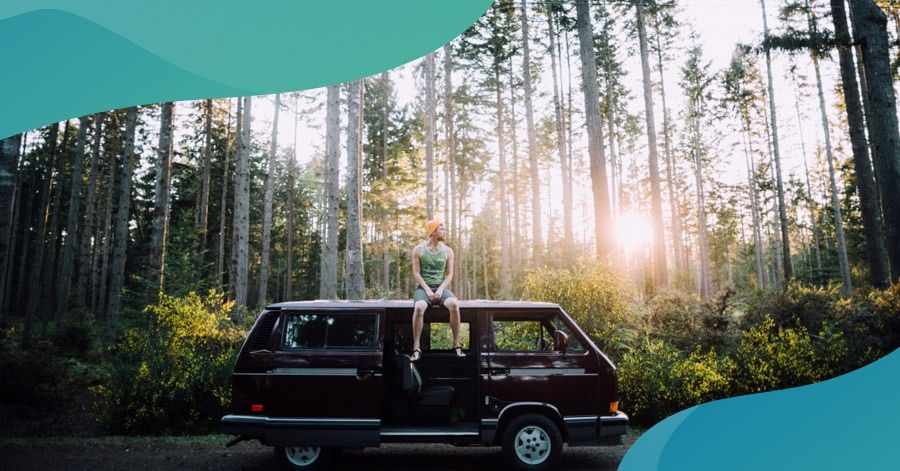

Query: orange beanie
[{"left": 426, "top": 219, "right": 442, "bottom": 237}]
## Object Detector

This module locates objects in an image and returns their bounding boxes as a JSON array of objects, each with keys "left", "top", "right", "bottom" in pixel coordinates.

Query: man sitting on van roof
[{"left": 410, "top": 220, "right": 464, "bottom": 361}]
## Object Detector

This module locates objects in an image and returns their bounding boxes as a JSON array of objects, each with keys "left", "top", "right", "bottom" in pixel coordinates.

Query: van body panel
[{"left": 224, "top": 301, "right": 627, "bottom": 452}]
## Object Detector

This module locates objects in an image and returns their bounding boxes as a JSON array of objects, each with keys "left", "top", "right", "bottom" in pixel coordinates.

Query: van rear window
[{"left": 283, "top": 313, "right": 378, "bottom": 349}]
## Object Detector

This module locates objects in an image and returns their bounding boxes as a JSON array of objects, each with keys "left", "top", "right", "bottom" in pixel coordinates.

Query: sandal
[
  {"left": 453, "top": 345, "right": 465, "bottom": 358},
  {"left": 410, "top": 348, "right": 422, "bottom": 362}
]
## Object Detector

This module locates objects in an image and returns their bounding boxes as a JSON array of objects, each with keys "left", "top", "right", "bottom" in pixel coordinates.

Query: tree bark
[
  {"left": 320, "top": 85, "right": 341, "bottom": 299},
  {"left": 494, "top": 66, "right": 512, "bottom": 298},
  {"left": 95, "top": 120, "right": 116, "bottom": 316},
  {"left": 345, "top": 81, "right": 365, "bottom": 300},
  {"left": 575, "top": 0, "right": 613, "bottom": 259},
  {"left": 636, "top": 1, "right": 668, "bottom": 289},
  {"left": 0, "top": 134, "right": 22, "bottom": 321},
  {"left": 106, "top": 107, "right": 137, "bottom": 338},
  {"left": 149, "top": 104, "right": 174, "bottom": 296},
  {"left": 217, "top": 99, "right": 234, "bottom": 291},
  {"left": 521, "top": 0, "right": 542, "bottom": 261},
  {"left": 25, "top": 124, "right": 58, "bottom": 323},
  {"left": 426, "top": 53, "right": 436, "bottom": 220},
  {"left": 850, "top": 0, "right": 900, "bottom": 282},
  {"left": 199, "top": 99, "right": 212, "bottom": 245},
  {"left": 547, "top": 9, "right": 572, "bottom": 254},
  {"left": 760, "top": 0, "right": 794, "bottom": 281},
  {"left": 831, "top": 0, "right": 890, "bottom": 288},
  {"left": 286, "top": 99, "right": 297, "bottom": 301},
  {"left": 77, "top": 114, "right": 103, "bottom": 307},
  {"left": 232, "top": 97, "right": 252, "bottom": 314},
  {"left": 55, "top": 118, "right": 88, "bottom": 322},
  {"left": 259, "top": 93, "right": 281, "bottom": 306}
]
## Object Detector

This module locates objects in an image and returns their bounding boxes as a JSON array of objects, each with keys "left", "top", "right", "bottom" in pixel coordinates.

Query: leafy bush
[
  {"left": 732, "top": 317, "right": 823, "bottom": 395},
  {"left": 619, "top": 339, "right": 733, "bottom": 426},
  {"left": 645, "top": 289, "right": 738, "bottom": 353},
  {"left": 520, "top": 265, "right": 639, "bottom": 358},
  {"left": 92, "top": 291, "right": 244, "bottom": 434}
]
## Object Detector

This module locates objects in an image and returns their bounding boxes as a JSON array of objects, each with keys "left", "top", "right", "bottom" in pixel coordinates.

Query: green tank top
[{"left": 420, "top": 246, "right": 447, "bottom": 286}]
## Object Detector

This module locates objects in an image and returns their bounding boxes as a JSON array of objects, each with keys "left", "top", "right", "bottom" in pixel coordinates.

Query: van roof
[{"left": 266, "top": 299, "right": 561, "bottom": 310}]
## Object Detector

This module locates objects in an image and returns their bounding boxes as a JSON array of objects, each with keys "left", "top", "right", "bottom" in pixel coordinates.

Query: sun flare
[{"left": 613, "top": 213, "right": 653, "bottom": 253}]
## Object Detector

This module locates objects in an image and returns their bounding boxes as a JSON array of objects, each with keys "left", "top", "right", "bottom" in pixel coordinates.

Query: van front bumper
[
  {"left": 221, "top": 414, "right": 380, "bottom": 447},
  {"left": 566, "top": 411, "right": 629, "bottom": 446}
]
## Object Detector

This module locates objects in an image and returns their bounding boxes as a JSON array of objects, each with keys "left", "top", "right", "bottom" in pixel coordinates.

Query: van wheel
[
  {"left": 275, "top": 445, "right": 332, "bottom": 470},
  {"left": 501, "top": 414, "right": 562, "bottom": 470}
]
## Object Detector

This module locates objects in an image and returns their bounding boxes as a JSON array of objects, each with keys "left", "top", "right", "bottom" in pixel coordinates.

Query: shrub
[
  {"left": 732, "top": 317, "right": 822, "bottom": 395},
  {"left": 619, "top": 339, "right": 733, "bottom": 426},
  {"left": 645, "top": 289, "right": 738, "bottom": 353},
  {"left": 520, "top": 265, "right": 639, "bottom": 359},
  {"left": 92, "top": 290, "right": 244, "bottom": 434}
]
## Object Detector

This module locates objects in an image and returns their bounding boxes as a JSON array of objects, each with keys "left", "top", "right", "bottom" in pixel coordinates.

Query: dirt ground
[{"left": 0, "top": 435, "right": 633, "bottom": 470}]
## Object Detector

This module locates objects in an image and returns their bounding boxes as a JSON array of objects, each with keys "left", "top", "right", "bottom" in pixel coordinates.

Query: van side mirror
[{"left": 553, "top": 331, "right": 569, "bottom": 354}]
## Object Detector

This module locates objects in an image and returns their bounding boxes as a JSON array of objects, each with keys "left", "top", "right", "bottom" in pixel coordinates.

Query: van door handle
[
  {"left": 357, "top": 368, "right": 378, "bottom": 379},
  {"left": 489, "top": 368, "right": 509, "bottom": 376}
]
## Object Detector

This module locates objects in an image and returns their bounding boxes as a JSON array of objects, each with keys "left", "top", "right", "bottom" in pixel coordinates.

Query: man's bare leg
[
  {"left": 445, "top": 297, "right": 464, "bottom": 357},
  {"left": 411, "top": 300, "right": 427, "bottom": 361}
]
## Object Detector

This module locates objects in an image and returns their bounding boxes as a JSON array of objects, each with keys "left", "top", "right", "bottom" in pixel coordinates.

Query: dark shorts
[{"left": 414, "top": 285, "right": 455, "bottom": 306}]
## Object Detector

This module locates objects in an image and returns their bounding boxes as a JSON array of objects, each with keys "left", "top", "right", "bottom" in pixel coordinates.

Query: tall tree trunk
[
  {"left": 494, "top": 67, "right": 512, "bottom": 298},
  {"left": 232, "top": 97, "right": 252, "bottom": 314},
  {"left": 742, "top": 128, "right": 767, "bottom": 288},
  {"left": 547, "top": 9, "right": 572, "bottom": 255},
  {"left": 95, "top": 123, "right": 116, "bottom": 317},
  {"left": 42, "top": 122, "right": 70, "bottom": 326},
  {"left": 259, "top": 93, "right": 281, "bottom": 306},
  {"left": 509, "top": 57, "right": 521, "bottom": 273},
  {"left": 444, "top": 44, "right": 460, "bottom": 281},
  {"left": 217, "top": 99, "right": 234, "bottom": 291},
  {"left": 320, "top": 85, "right": 341, "bottom": 299},
  {"left": 345, "top": 81, "right": 365, "bottom": 300},
  {"left": 792, "top": 84, "right": 823, "bottom": 274},
  {"left": 286, "top": 101, "right": 297, "bottom": 300},
  {"left": 426, "top": 53, "right": 436, "bottom": 220},
  {"left": 636, "top": 1, "right": 668, "bottom": 289},
  {"left": 55, "top": 119, "right": 88, "bottom": 323},
  {"left": 655, "top": 25, "right": 684, "bottom": 273},
  {"left": 25, "top": 124, "right": 58, "bottom": 324},
  {"left": 77, "top": 114, "right": 103, "bottom": 307},
  {"left": 149, "top": 104, "right": 174, "bottom": 296},
  {"left": 521, "top": 0, "right": 542, "bottom": 261},
  {"left": 832, "top": 0, "right": 890, "bottom": 288},
  {"left": 107, "top": 107, "right": 137, "bottom": 339},
  {"left": 693, "top": 104, "right": 711, "bottom": 296},
  {"left": 0, "top": 134, "right": 22, "bottom": 321},
  {"left": 381, "top": 73, "right": 390, "bottom": 296},
  {"left": 760, "top": 0, "right": 794, "bottom": 282},
  {"left": 575, "top": 0, "right": 613, "bottom": 259},
  {"left": 811, "top": 54, "right": 852, "bottom": 294},
  {"left": 199, "top": 99, "right": 212, "bottom": 245},
  {"left": 850, "top": 0, "right": 900, "bottom": 282}
]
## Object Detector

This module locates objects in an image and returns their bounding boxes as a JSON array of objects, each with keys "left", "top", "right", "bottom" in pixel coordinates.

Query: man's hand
[{"left": 433, "top": 287, "right": 444, "bottom": 303}]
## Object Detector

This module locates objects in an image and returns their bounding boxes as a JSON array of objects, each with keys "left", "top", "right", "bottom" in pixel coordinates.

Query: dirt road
[{"left": 0, "top": 436, "right": 632, "bottom": 470}]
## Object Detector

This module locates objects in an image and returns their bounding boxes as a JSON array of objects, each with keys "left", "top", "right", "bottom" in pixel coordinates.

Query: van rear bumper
[
  {"left": 566, "top": 411, "right": 629, "bottom": 446},
  {"left": 221, "top": 414, "right": 380, "bottom": 447}
]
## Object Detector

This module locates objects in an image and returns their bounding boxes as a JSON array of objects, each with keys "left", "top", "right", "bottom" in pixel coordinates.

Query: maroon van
[{"left": 221, "top": 300, "right": 627, "bottom": 470}]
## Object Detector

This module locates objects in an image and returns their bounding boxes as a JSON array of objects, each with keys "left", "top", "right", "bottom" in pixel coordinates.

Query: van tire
[
  {"left": 275, "top": 445, "right": 332, "bottom": 470},
  {"left": 501, "top": 413, "right": 563, "bottom": 470}
]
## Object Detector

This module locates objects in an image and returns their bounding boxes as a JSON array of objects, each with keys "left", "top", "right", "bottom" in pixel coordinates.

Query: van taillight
[
  {"left": 609, "top": 401, "right": 619, "bottom": 414},
  {"left": 251, "top": 404, "right": 264, "bottom": 412}
]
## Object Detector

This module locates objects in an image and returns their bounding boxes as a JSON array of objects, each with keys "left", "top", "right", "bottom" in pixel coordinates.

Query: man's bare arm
[{"left": 437, "top": 247, "right": 454, "bottom": 291}]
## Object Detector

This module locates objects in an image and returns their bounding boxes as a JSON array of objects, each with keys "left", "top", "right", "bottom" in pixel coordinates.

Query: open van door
[{"left": 265, "top": 308, "right": 385, "bottom": 447}]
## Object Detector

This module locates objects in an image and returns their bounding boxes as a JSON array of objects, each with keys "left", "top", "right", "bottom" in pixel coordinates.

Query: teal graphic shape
[
  {"left": 0, "top": 0, "right": 492, "bottom": 138},
  {"left": 621, "top": 348, "right": 900, "bottom": 470}
]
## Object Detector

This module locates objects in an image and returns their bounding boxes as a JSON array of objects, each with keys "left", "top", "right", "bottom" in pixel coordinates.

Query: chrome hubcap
[
  {"left": 285, "top": 446, "right": 321, "bottom": 467},
  {"left": 514, "top": 425, "right": 551, "bottom": 465}
]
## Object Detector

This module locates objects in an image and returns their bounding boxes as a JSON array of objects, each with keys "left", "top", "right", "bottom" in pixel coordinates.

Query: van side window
[
  {"left": 492, "top": 315, "right": 586, "bottom": 352},
  {"left": 283, "top": 313, "right": 378, "bottom": 349}
]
